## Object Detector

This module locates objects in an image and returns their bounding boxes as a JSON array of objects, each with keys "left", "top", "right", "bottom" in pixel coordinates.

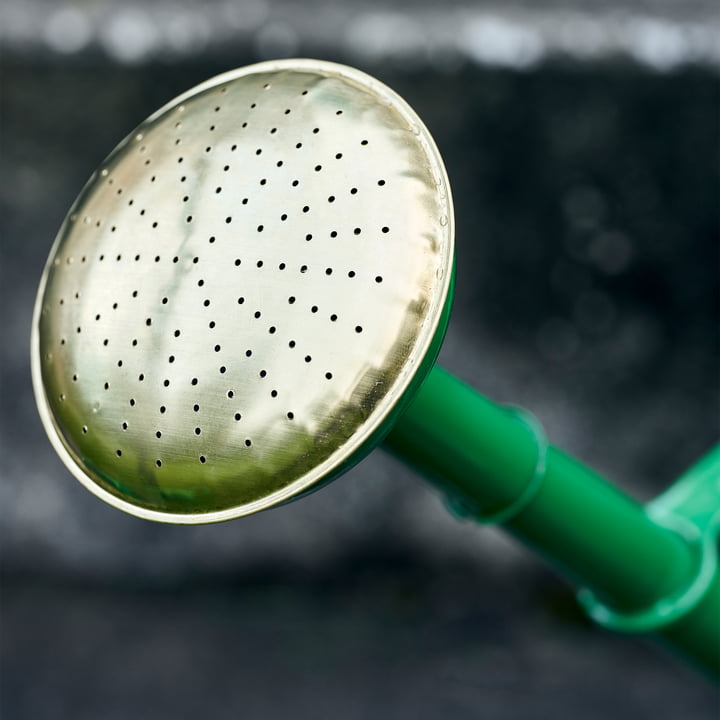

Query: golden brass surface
[{"left": 32, "top": 59, "right": 454, "bottom": 522}]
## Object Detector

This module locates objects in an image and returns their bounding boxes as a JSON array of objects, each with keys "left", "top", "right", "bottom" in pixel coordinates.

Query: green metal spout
[{"left": 384, "top": 365, "right": 720, "bottom": 676}]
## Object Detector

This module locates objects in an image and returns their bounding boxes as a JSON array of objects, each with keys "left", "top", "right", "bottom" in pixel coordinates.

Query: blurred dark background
[{"left": 1, "top": 1, "right": 719, "bottom": 718}]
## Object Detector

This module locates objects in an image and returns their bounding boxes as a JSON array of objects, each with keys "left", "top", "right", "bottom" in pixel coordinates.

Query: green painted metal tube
[
  {"left": 383, "top": 365, "right": 719, "bottom": 675},
  {"left": 659, "top": 569, "right": 720, "bottom": 675}
]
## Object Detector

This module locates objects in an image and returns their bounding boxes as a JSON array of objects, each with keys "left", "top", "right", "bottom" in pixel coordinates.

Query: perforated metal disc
[{"left": 31, "top": 59, "right": 454, "bottom": 523}]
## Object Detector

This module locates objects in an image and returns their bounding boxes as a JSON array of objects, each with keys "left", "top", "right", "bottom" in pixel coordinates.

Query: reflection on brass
[{"left": 31, "top": 59, "right": 454, "bottom": 523}]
